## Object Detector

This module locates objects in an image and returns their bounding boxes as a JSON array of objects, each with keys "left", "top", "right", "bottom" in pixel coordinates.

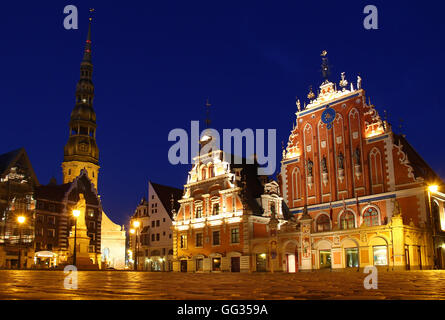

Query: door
[
  {"left": 180, "top": 260, "right": 187, "bottom": 272},
  {"left": 405, "top": 245, "right": 410, "bottom": 270},
  {"left": 256, "top": 254, "right": 267, "bottom": 272},
  {"left": 286, "top": 254, "right": 296, "bottom": 273},
  {"left": 212, "top": 257, "right": 221, "bottom": 271},
  {"left": 418, "top": 246, "right": 422, "bottom": 270},
  {"left": 345, "top": 248, "right": 359, "bottom": 268},
  {"left": 231, "top": 257, "right": 240, "bottom": 272},
  {"left": 319, "top": 250, "right": 331, "bottom": 269}
]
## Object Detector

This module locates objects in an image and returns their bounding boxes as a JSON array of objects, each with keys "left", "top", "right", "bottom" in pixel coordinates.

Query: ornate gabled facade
[
  {"left": 0, "top": 148, "right": 38, "bottom": 269},
  {"left": 172, "top": 132, "right": 290, "bottom": 273},
  {"left": 276, "top": 52, "right": 445, "bottom": 271}
]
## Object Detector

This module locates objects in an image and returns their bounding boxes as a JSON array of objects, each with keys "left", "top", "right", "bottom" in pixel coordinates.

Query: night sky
[{"left": 1, "top": 1, "right": 444, "bottom": 225}]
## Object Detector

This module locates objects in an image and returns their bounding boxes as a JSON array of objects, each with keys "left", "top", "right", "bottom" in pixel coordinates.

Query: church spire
[
  {"left": 82, "top": 11, "right": 93, "bottom": 63},
  {"left": 62, "top": 10, "right": 100, "bottom": 189}
]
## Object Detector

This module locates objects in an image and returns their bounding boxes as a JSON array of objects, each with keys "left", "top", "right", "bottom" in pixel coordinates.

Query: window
[
  {"left": 163, "top": 218, "right": 165, "bottom": 222},
  {"left": 339, "top": 211, "right": 355, "bottom": 230},
  {"left": 48, "top": 229, "right": 55, "bottom": 238},
  {"left": 156, "top": 220, "right": 160, "bottom": 227},
  {"left": 156, "top": 233, "right": 160, "bottom": 241},
  {"left": 212, "top": 231, "right": 220, "bottom": 246},
  {"left": 373, "top": 245, "right": 388, "bottom": 266},
  {"left": 36, "top": 215, "right": 44, "bottom": 224},
  {"left": 212, "top": 203, "right": 219, "bottom": 216},
  {"left": 345, "top": 248, "right": 359, "bottom": 268},
  {"left": 201, "top": 168, "right": 206, "bottom": 180},
  {"left": 47, "top": 216, "right": 55, "bottom": 225},
  {"left": 363, "top": 207, "right": 379, "bottom": 227},
  {"left": 196, "top": 259, "right": 203, "bottom": 271},
  {"left": 209, "top": 165, "right": 214, "bottom": 178},
  {"left": 231, "top": 228, "right": 240, "bottom": 244},
  {"left": 163, "top": 231, "right": 166, "bottom": 236},
  {"left": 180, "top": 235, "right": 187, "bottom": 249},
  {"left": 151, "top": 234, "right": 155, "bottom": 241},
  {"left": 89, "top": 221, "right": 95, "bottom": 229},
  {"left": 88, "top": 209, "right": 95, "bottom": 217},
  {"left": 196, "top": 233, "right": 203, "bottom": 247},
  {"left": 151, "top": 221, "right": 155, "bottom": 227},
  {"left": 316, "top": 214, "right": 331, "bottom": 232},
  {"left": 169, "top": 233, "right": 172, "bottom": 239},
  {"left": 195, "top": 206, "right": 203, "bottom": 218}
]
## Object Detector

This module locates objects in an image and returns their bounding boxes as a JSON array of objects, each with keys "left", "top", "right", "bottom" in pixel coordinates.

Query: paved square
[{"left": 0, "top": 270, "right": 444, "bottom": 300}]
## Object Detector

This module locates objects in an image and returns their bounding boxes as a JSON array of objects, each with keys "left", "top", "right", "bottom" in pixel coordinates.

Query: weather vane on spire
[
  {"left": 205, "top": 98, "right": 211, "bottom": 128},
  {"left": 321, "top": 50, "right": 330, "bottom": 82},
  {"left": 89, "top": 8, "right": 95, "bottom": 22}
]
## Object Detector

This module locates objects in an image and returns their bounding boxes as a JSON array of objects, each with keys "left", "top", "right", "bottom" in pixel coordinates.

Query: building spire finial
[
  {"left": 83, "top": 9, "right": 95, "bottom": 63},
  {"left": 205, "top": 98, "right": 211, "bottom": 129},
  {"left": 321, "top": 50, "right": 330, "bottom": 82}
]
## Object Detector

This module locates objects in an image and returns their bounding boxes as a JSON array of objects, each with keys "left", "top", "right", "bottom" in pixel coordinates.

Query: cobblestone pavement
[{"left": 0, "top": 269, "right": 444, "bottom": 300}]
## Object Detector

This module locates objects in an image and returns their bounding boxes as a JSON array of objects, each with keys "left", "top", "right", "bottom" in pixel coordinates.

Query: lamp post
[
  {"left": 72, "top": 209, "right": 80, "bottom": 267},
  {"left": 17, "top": 216, "right": 26, "bottom": 269},
  {"left": 428, "top": 185, "right": 439, "bottom": 269},
  {"left": 132, "top": 220, "right": 141, "bottom": 271}
]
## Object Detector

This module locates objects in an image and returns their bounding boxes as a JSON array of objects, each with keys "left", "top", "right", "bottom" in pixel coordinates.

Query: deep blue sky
[{"left": 1, "top": 1, "right": 444, "bottom": 225}]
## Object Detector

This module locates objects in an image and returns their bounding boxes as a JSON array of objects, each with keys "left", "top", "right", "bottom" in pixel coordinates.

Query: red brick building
[{"left": 277, "top": 53, "right": 445, "bottom": 271}]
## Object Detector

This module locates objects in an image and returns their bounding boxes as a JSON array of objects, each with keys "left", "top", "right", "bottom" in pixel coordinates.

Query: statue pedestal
[{"left": 68, "top": 228, "right": 98, "bottom": 270}]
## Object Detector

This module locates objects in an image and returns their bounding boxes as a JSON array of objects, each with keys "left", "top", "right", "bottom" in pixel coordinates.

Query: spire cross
[{"left": 205, "top": 98, "right": 211, "bottom": 128}]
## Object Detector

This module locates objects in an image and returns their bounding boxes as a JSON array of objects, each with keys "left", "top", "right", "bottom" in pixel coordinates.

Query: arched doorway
[
  {"left": 341, "top": 238, "right": 359, "bottom": 269},
  {"left": 316, "top": 240, "right": 332, "bottom": 269},
  {"left": 34, "top": 251, "right": 58, "bottom": 268},
  {"left": 283, "top": 241, "right": 298, "bottom": 273}
]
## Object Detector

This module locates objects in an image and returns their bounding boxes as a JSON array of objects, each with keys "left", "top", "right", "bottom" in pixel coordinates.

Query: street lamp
[
  {"left": 132, "top": 220, "right": 141, "bottom": 271},
  {"left": 17, "top": 215, "right": 26, "bottom": 269},
  {"left": 427, "top": 185, "right": 439, "bottom": 269},
  {"left": 72, "top": 209, "right": 80, "bottom": 267}
]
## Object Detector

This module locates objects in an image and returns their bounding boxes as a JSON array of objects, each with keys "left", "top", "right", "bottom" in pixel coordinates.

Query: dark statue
[
  {"left": 307, "top": 159, "right": 313, "bottom": 176},
  {"left": 337, "top": 152, "right": 344, "bottom": 169}
]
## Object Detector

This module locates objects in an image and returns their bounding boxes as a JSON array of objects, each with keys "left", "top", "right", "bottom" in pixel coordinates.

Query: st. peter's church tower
[{"left": 62, "top": 18, "right": 100, "bottom": 188}]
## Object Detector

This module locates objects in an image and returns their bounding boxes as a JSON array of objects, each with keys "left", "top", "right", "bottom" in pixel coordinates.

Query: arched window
[
  {"left": 316, "top": 214, "right": 331, "bottom": 232},
  {"left": 292, "top": 167, "right": 300, "bottom": 201},
  {"left": 201, "top": 167, "right": 206, "bottom": 180},
  {"left": 340, "top": 211, "right": 355, "bottom": 230},
  {"left": 363, "top": 207, "right": 379, "bottom": 227},
  {"left": 208, "top": 164, "right": 214, "bottom": 178}
]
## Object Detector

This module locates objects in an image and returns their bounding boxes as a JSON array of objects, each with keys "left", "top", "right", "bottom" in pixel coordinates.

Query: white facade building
[{"left": 129, "top": 181, "right": 182, "bottom": 271}]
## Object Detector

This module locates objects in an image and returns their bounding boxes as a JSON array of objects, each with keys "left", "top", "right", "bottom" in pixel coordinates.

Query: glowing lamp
[
  {"left": 133, "top": 220, "right": 141, "bottom": 228},
  {"left": 428, "top": 185, "right": 439, "bottom": 193},
  {"left": 17, "top": 216, "right": 26, "bottom": 224},
  {"left": 72, "top": 209, "right": 81, "bottom": 217}
]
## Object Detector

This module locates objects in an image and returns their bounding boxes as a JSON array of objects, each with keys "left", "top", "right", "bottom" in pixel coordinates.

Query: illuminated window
[
  {"left": 180, "top": 235, "right": 187, "bottom": 249},
  {"left": 340, "top": 211, "right": 355, "bottom": 230},
  {"left": 373, "top": 245, "right": 388, "bottom": 266},
  {"left": 196, "top": 233, "right": 203, "bottom": 247},
  {"left": 195, "top": 206, "right": 203, "bottom": 219},
  {"left": 316, "top": 214, "right": 331, "bottom": 232},
  {"left": 363, "top": 207, "right": 379, "bottom": 227},
  {"left": 212, "top": 231, "right": 220, "bottom": 246},
  {"left": 212, "top": 203, "right": 219, "bottom": 216},
  {"left": 231, "top": 228, "right": 240, "bottom": 244}
]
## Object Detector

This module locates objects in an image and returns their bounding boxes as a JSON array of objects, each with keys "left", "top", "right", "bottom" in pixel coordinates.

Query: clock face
[{"left": 321, "top": 106, "right": 336, "bottom": 129}]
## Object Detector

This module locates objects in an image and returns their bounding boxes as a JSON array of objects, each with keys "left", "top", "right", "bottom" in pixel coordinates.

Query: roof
[
  {"left": 0, "top": 147, "right": 39, "bottom": 186},
  {"left": 394, "top": 134, "right": 443, "bottom": 184},
  {"left": 0, "top": 148, "right": 22, "bottom": 175},
  {"left": 150, "top": 182, "right": 183, "bottom": 218},
  {"left": 35, "top": 183, "right": 72, "bottom": 202}
]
